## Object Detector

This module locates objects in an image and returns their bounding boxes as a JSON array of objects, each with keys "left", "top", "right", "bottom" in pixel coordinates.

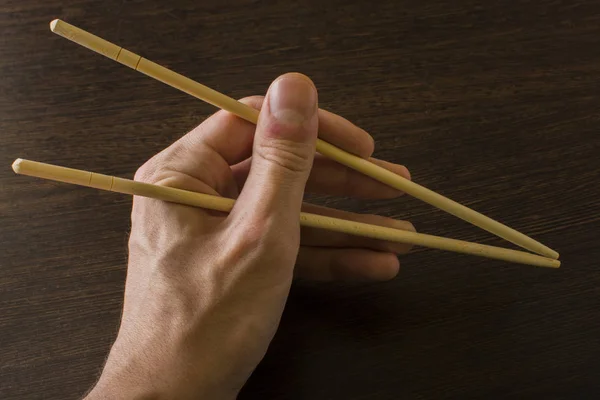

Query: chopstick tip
[
  {"left": 538, "top": 247, "right": 559, "bottom": 260},
  {"left": 12, "top": 158, "right": 23, "bottom": 174},
  {"left": 50, "top": 19, "right": 60, "bottom": 32}
]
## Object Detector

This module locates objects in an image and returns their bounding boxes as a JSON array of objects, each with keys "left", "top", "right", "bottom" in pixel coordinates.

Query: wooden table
[{"left": 2, "top": 1, "right": 599, "bottom": 398}]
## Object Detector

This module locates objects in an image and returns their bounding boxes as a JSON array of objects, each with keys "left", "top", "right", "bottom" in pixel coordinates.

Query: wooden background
[{"left": 2, "top": 1, "right": 600, "bottom": 398}]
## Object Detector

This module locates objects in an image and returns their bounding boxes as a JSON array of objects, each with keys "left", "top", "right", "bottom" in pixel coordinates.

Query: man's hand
[{"left": 85, "top": 73, "right": 414, "bottom": 399}]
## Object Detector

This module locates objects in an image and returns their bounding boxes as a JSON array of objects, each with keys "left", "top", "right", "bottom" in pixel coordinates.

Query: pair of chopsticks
[
  {"left": 10, "top": 19, "right": 560, "bottom": 269},
  {"left": 12, "top": 159, "right": 559, "bottom": 268}
]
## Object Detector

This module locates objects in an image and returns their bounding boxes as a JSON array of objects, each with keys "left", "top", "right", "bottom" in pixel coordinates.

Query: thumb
[{"left": 232, "top": 73, "right": 318, "bottom": 227}]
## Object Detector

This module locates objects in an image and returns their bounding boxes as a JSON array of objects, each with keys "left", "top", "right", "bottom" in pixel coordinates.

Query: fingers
[
  {"left": 231, "top": 73, "right": 319, "bottom": 227},
  {"left": 231, "top": 155, "right": 411, "bottom": 199},
  {"left": 300, "top": 203, "right": 415, "bottom": 254},
  {"left": 307, "top": 156, "right": 411, "bottom": 199},
  {"left": 237, "top": 96, "right": 375, "bottom": 159},
  {"left": 318, "top": 108, "right": 374, "bottom": 158},
  {"left": 295, "top": 247, "right": 400, "bottom": 282}
]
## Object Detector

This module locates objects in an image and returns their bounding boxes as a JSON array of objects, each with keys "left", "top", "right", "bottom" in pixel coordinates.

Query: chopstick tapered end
[
  {"left": 12, "top": 158, "right": 24, "bottom": 174},
  {"left": 538, "top": 246, "right": 560, "bottom": 260},
  {"left": 50, "top": 19, "right": 59, "bottom": 32}
]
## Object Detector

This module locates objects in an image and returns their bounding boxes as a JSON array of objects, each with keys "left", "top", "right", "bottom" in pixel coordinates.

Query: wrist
[
  {"left": 84, "top": 360, "right": 159, "bottom": 400},
  {"left": 85, "top": 336, "right": 239, "bottom": 400}
]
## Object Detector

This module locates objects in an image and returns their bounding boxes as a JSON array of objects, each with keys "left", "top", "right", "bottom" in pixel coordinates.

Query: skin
[{"left": 85, "top": 73, "right": 414, "bottom": 399}]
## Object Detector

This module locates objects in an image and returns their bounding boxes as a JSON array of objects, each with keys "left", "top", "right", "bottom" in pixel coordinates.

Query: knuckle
[
  {"left": 224, "top": 219, "right": 291, "bottom": 259},
  {"left": 134, "top": 154, "right": 172, "bottom": 185},
  {"left": 256, "top": 138, "right": 313, "bottom": 174},
  {"left": 229, "top": 222, "right": 267, "bottom": 253},
  {"left": 134, "top": 160, "right": 157, "bottom": 183}
]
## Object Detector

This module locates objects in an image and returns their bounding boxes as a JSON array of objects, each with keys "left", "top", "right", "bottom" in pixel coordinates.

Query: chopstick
[
  {"left": 48, "top": 19, "right": 558, "bottom": 260},
  {"left": 11, "top": 158, "right": 560, "bottom": 269}
]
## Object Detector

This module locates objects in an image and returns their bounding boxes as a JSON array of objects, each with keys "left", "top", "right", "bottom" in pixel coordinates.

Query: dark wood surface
[{"left": 2, "top": 1, "right": 600, "bottom": 398}]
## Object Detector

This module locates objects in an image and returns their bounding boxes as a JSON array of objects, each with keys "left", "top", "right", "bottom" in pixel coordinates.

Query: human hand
[{"left": 85, "top": 73, "right": 414, "bottom": 399}]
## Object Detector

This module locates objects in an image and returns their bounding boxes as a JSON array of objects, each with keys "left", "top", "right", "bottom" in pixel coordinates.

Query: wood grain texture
[{"left": 1, "top": 1, "right": 599, "bottom": 399}]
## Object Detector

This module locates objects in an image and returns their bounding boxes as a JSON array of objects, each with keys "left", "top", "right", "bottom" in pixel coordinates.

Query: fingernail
[
  {"left": 268, "top": 74, "right": 317, "bottom": 124},
  {"left": 393, "top": 220, "right": 416, "bottom": 232}
]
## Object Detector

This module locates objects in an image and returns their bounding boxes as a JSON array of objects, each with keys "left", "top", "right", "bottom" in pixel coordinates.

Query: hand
[{"left": 85, "top": 73, "right": 414, "bottom": 399}]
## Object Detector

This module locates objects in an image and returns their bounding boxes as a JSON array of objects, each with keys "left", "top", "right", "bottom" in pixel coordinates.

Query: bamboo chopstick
[
  {"left": 48, "top": 19, "right": 558, "bottom": 260},
  {"left": 11, "top": 158, "right": 559, "bottom": 269}
]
